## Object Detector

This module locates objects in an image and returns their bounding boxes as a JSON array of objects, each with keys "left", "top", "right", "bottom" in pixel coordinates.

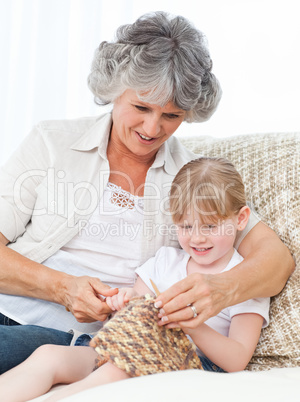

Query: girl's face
[
  {"left": 176, "top": 208, "right": 249, "bottom": 273},
  {"left": 110, "top": 89, "right": 186, "bottom": 161}
]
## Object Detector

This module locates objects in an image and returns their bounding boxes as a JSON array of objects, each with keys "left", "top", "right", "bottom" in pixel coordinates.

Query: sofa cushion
[{"left": 179, "top": 132, "right": 300, "bottom": 370}]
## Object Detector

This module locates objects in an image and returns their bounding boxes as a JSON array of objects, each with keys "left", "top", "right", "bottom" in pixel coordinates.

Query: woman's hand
[
  {"left": 155, "top": 272, "right": 237, "bottom": 329},
  {"left": 61, "top": 275, "right": 118, "bottom": 323},
  {"left": 0, "top": 239, "right": 118, "bottom": 323},
  {"left": 155, "top": 222, "right": 295, "bottom": 328},
  {"left": 106, "top": 287, "right": 138, "bottom": 311}
]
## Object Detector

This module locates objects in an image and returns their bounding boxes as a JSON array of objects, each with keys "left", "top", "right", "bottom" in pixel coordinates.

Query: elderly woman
[{"left": 0, "top": 11, "right": 294, "bottom": 375}]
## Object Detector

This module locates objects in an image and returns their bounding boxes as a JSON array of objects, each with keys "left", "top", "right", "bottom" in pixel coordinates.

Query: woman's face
[{"left": 110, "top": 89, "right": 186, "bottom": 160}]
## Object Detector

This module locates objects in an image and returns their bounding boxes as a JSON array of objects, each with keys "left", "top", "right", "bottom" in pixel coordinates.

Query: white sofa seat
[{"left": 32, "top": 367, "right": 300, "bottom": 401}]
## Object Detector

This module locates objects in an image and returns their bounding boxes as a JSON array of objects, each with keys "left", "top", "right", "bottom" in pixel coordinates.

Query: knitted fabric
[
  {"left": 180, "top": 132, "right": 300, "bottom": 371},
  {"left": 90, "top": 295, "right": 202, "bottom": 376}
]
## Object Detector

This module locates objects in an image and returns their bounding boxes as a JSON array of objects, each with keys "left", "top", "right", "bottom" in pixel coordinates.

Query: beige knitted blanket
[
  {"left": 90, "top": 295, "right": 202, "bottom": 376},
  {"left": 180, "top": 132, "right": 300, "bottom": 371}
]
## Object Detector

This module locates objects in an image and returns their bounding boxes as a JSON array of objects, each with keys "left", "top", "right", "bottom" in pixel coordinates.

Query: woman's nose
[{"left": 143, "top": 114, "right": 161, "bottom": 137}]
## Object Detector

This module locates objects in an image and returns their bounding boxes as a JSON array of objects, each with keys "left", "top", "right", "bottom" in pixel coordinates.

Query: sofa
[{"left": 32, "top": 131, "right": 300, "bottom": 401}]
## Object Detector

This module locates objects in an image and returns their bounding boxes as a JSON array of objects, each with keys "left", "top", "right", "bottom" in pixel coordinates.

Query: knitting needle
[{"left": 150, "top": 278, "right": 161, "bottom": 296}]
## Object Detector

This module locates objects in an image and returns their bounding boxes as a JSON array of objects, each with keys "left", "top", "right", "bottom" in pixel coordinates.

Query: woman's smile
[
  {"left": 135, "top": 130, "right": 157, "bottom": 143},
  {"left": 111, "top": 89, "right": 186, "bottom": 160}
]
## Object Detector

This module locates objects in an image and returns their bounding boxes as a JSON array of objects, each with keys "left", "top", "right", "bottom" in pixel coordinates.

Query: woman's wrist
[
  {"left": 217, "top": 269, "right": 241, "bottom": 307},
  {"left": 49, "top": 270, "right": 76, "bottom": 306},
  {"left": 202, "top": 270, "right": 240, "bottom": 314}
]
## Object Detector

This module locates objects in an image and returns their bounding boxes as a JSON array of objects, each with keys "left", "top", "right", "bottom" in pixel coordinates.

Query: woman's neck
[
  {"left": 107, "top": 139, "right": 156, "bottom": 196},
  {"left": 107, "top": 129, "right": 158, "bottom": 166}
]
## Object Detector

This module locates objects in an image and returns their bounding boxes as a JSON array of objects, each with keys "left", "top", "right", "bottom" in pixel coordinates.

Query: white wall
[{"left": 0, "top": 0, "right": 299, "bottom": 164}]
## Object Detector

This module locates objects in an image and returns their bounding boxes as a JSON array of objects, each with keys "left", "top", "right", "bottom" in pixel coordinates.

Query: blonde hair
[{"left": 170, "top": 157, "right": 246, "bottom": 223}]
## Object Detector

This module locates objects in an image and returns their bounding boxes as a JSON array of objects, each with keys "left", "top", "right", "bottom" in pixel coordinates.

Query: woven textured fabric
[
  {"left": 180, "top": 132, "right": 300, "bottom": 371},
  {"left": 90, "top": 296, "right": 202, "bottom": 376}
]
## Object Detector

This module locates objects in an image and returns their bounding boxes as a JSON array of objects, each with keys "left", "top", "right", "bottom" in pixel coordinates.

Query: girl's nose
[{"left": 191, "top": 229, "right": 207, "bottom": 243}]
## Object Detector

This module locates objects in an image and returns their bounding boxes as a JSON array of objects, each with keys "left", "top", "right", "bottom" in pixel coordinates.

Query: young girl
[{"left": 0, "top": 157, "right": 270, "bottom": 401}]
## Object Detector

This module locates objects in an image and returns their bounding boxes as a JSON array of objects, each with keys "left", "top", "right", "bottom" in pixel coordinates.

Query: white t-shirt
[{"left": 136, "top": 247, "right": 270, "bottom": 356}]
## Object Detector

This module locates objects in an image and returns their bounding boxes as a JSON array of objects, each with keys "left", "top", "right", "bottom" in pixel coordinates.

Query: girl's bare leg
[
  {"left": 45, "top": 361, "right": 130, "bottom": 402},
  {"left": 0, "top": 345, "right": 97, "bottom": 402}
]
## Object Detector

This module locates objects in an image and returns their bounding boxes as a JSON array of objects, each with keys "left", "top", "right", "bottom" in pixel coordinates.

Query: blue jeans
[
  {"left": 0, "top": 313, "right": 73, "bottom": 374},
  {"left": 200, "top": 356, "right": 226, "bottom": 373}
]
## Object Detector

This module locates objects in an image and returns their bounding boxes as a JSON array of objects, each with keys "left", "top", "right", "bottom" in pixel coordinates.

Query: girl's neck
[{"left": 187, "top": 248, "right": 235, "bottom": 276}]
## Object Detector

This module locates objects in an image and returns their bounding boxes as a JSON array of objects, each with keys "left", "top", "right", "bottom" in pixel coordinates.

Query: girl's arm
[
  {"left": 155, "top": 222, "right": 294, "bottom": 326},
  {"left": 185, "top": 313, "right": 264, "bottom": 372},
  {"left": 106, "top": 277, "right": 154, "bottom": 311}
]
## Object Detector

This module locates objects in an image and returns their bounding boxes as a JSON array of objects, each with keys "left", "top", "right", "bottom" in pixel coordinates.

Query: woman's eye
[
  {"left": 166, "top": 113, "right": 180, "bottom": 119},
  {"left": 134, "top": 105, "right": 148, "bottom": 112}
]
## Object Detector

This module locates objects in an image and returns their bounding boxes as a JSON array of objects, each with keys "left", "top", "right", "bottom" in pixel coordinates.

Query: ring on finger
[{"left": 190, "top": 304, "right": 198, "bottom": 318}]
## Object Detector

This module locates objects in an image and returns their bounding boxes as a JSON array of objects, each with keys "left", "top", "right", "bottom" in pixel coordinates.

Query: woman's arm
[
  {"left": 0, "top": 233, "right": 117, "bottom": 322},
  {"left": 185, "top": 313, "right": 264, "bottom": 372},
  {"left": 232, "top": 221, "right": 294, "bottom": 300},
  {"left": 155, "top": 222, "right": 294, "bottom": 327}
]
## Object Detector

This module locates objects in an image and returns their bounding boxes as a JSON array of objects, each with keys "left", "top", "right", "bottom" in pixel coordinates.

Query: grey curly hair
[{"left": 88, "top": 11, "right": 222, "bottom": 123}]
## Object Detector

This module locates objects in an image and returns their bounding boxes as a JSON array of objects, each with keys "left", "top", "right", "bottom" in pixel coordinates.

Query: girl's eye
[
  {"left": 202, "top": 224, "right": 217, "bottom": 231},
  {"left": 180, "top": 225, "right": 192, "bottom": 230}
]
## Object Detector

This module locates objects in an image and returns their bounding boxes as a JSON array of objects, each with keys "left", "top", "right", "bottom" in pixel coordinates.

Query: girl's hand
[
  {"left": 106, "top": 287, "right": 138, "bottom": 311},
  {"left": 155, "top": 272, "right": 236, "bottom": 328}
]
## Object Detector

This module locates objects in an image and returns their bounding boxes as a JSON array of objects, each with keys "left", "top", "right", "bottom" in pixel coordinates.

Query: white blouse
[
  {"left": 47, "top": 182, "right": 145, "bottom": 288},
  {"left": 0, "top": 183, "right": 144, "bottom": 333}
]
